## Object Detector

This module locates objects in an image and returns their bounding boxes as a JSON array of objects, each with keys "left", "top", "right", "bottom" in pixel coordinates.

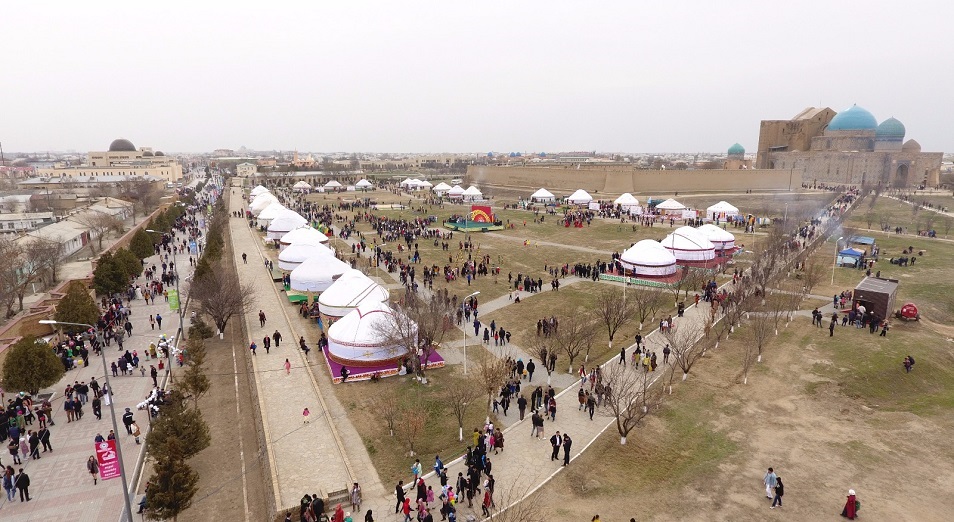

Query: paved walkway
[{"left": 1, "top": 248, "right": 191, "bottom": 521}]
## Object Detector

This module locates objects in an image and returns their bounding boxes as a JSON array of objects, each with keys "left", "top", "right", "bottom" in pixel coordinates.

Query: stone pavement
[{"left": 0, "top": 248, "right": 191, "bottom": 521}]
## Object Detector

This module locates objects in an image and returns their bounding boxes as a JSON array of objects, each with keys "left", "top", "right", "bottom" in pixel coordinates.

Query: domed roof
[
  {"left": 902, "top": 139, "right": 921, "bottom": 152},
  {"left": 154, "top": 151, "right": 165, "bottom": 156},
  {"left": 727, "top": 143, "right": 745, "bottom": 155},
  {"left": 108, "top": 138, "right": 137, "bottom": 152},
  {"left": 876, "top": 117, "right": 905, "bottom": 141},
  {"left": 142, "top": 151, "right": 154, "bottom": 157},
  {"left": 828, "top": 105, "right": 878, "bottom": 131}
]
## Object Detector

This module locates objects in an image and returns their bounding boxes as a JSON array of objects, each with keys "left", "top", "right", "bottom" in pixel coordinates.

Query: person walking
[
  {"left": 549, "top": 431, "right": 562, "bottom": 461},
  {"left": 259, "top": 310, "right": 267, "bottom": 327},
  {"left": 562, "top": 434, "right": 572, "bottom": 466},
  {"left": 2, "top": 467, "right": 15, "bottom": 502},
  {"left": 618, "top": 345, "right": 626, "bottom": 365},
  {"left": 517, "top": 395, "right": 527, "bottom": 421},
  {"left": 249, "top": 341, "right": 257, "bottom": 356},
  {"left": 87, "top": 456, "right": 100, "bottom": 484},
  {"left": 351, "top": 482, "right": 362, "bottom": 513},
  {"left": 394, "top": 480, "right": 406, "bottom": 514},
  {"left": 841, "top": 489, "right": 859, "bottom": 519},
  {"left": 92, "top": 394, "right": 103, "bottom": 420},
  {"left": 155, "top": 313, "right": 162, "bottom": 329},
  {"left": 15, "top": 468, "right": 30, "bottom": 502},
  {"left": 302, "top": 408, "right": 310, "bottom": 423},
  {"left": 7, "top": 438, "right": 21, "bottom": 464},
  {"left": 284, "top": 358, "right": 292, "bottom": 374},
  {"left": 28, "top": 430, "right": 40, "bottom": 460},
  {"left": 526, "top": 359, "right": 536, "bottom": 382},
  {"left": 771, "top": 476, "right": 784, "bottom": 509},
  {"left": 263, "top": 336, "right": 271, "bottom": 354},
  {"left": 149, "top": 315, "right": 156, "bottom": 330},
  {"left": 242, "top": 252, "right": 248, "bottom": 264},
  {"left": 39, "top": 427, "right": 53, "bottom": 452},
  {"left": 273, "top": 330, "right": 282, "bottom": 347},
  {"left": 122, "top": 408, "right": 134, "bottom": 434},
  {"left": 763, "top": 467, "right": 777, "bottom": 499}
]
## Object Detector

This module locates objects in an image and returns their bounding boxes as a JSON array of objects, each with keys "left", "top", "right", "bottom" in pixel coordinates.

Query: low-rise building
[{"left": 0, "top": 212, "right": 55, "bottom": 234}]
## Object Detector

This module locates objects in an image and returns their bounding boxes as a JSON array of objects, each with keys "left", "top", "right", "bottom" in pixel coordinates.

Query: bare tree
[
  {"left": 667, "top": 266, "right": 691, "bottom": 306},
  {"left": 600, "top": 363, "right": 663, "bottom": 444},
  {"left": 594, "top": 286, "right": 636, "bottom": 354},
  {"left": 397, "top": 391, "right": 431, "bottom": 457},
  {"left": 526, "top": 334, "right": 555, "bottom": 384},
  {"left": 443, "top": 373, "right": 482, "bottom": 441},
  {"left": 746, "top": 309, "right": 775, "bottom": 363},
  {"left": 121, "top": 179, "right": 161, "bottom": 224},
  {"left": 27, "top": 237, "right": 66, "bottom": 283},
  {"left": 629, "top": 284, "right": 665, "bottom": 330},
  {"left": 864, "top": 211, "right": 876, "bottom": 229},
  {"left": 191, "top": 263, "right": 256, "bottom": 334},
  {"left": 878, "top": 213, "right": 891, "bottom": 232},
  {"left": 553, "top": 313, "right": 597, "bottom": 372},
  {"left": 474, "top": 352, "right": 510, "bottom": 414},
  {"left": 73, "top": 211, "right": 124, "bottom": 254},
  {"left": 374, "top": 292, "right": 455, "bottom": 379},
  {"left": 663, "top": 322, "right": 705, "bottom": 391},
  {"left": 800, "top": 258, "right": 824, "bottom": 295},
  {"left": 485, "top": 475, "right": 551, "bottom": 522},
  {"left": 0, "top": 238, "right": 21, "bottom": 317},
  {"left": 376, "top": 393, "right": 400, "bottom": 437}
]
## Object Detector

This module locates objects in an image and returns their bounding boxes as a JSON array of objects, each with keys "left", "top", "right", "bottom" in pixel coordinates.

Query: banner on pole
[
  {"left": 96, "top": 439, "right": 121, "bottom": 480},
  {"left": 168, "top": 289, "right": 180, "bottom": 311}
]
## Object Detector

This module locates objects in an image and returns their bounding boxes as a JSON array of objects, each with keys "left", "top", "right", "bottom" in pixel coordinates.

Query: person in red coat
[
  {"left": 841, "top": 489, "right": 858, "bottom": 519},
  {"left": 333, "top": 503, "right": 345, "bottom": 522}
]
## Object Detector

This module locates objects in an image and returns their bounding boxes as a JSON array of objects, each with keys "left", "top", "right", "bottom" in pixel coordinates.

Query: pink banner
[{"left": 96, "top": 439, "right": 121, "bottom": 480}]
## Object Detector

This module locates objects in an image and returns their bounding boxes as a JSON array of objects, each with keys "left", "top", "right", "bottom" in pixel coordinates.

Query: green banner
[{"left": 168, "top": 289, "right": 180, "bottom": 311}]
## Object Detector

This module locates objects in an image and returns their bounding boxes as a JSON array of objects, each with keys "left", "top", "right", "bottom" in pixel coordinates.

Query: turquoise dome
[
  {"left": 727, "top": 143, "right": 745, "bottom": 155},
  {"left": 876, "top": 117, "right": 905, "bottom": 141},
  {"left": 828, "top": 105, "right": 878, "bottom": 131}
]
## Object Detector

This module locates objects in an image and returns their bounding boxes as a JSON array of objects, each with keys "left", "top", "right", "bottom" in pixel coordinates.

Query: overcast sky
[{"left": 3, "top": 1, "right": 951, "bottom": 154}]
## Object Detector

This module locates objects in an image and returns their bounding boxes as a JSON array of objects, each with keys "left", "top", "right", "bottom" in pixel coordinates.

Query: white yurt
[
  {"left": 327, "top": 301, "right": 413, "bottom": 367},
  {"left": 432, "top": 182, "right": 452, "bottom": 196},
  {"left": 567, "top": 189, "right": 593, "bottom": 205},
  {"left": 655, "top": 198, "right": 686, "bottom": 213},
  {"left": 661, "top": 226, "right": 716, "bottom": 261},
  {"left": 419, "top": 180, "right": 433, "bottom": 189},
  {"left": 447, "top": 185, "right": 465, "bottom": 199},
  {"left": 706, "top": 201, "right": 740, "bottom": 221},
  {"left": 400, "top": 178, "right": 414, "bottom": 187},
  {"left": 530, "top": 188, "right": 555, "bottom": 203},
  {"left": 462, "top": 186, "right": 483, "bottom": 202},
  {"left": 278, "top": 242, "right": 334, "bottom": 271},
  {"left": 279, "top": 226, "right": 329, "bottom": 250},
  {"left": 324, "top": 180, "right": 343, "bottom": 191},
  {"left": 249, "top": 189, "right": 272, "bottom": 203},
  {"left": 696, "top": 224, "right": 736, "bottom": 250},
  {"left": 356, "top": 179, "right": 373, "bottom": 190},
  {"left": 614, "top": 193, "right": 640, "bottom": 212},
  {"left": 293, "top": 180, "right": 312, "bottom": 191},
  {"left": 258, "top": 201, "right": 288, "bottom": 226},
  {"left": 288, "top": 252, "right": 351, "bottom": 291},
  {"left": 619, "top": 239, "right": 678, "bottom": 277},
  {"left": 318, "top": 269, "right": 391, "bottom": 320},
  {"left": 266, "top": 210, "right": 308, "bottom": 239},
  {"left": 249, "top": 193, "right": 280, "bottom": 216},
  {"left": 249, "top": 185, "right": 269, "bottom": 197}
]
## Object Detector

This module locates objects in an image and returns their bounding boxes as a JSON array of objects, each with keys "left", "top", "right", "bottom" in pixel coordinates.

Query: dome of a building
[
  {"left": 828, "top": 105, "right": 878, "bottom": 131},
  {"left": 727, "top": 143, "right": 745, "bottom": 155},
  {"left": 142, "top": 151, "right": 154, "bottom": 157},
  {"left": 154, "top": 151, "right": 165, "bottom": 156},
  {"left": 876, "top": 117, "right": 905, "bottom": 141},
  {"left": 902, "top": 139, "right": 921, "bottom": 152},
  {"left": 108, "top": 138, "right": 137, "bottom": 152}
]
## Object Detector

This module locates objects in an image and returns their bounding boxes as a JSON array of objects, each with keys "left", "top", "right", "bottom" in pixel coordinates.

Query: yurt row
[
  {"left": 527, "top": 188, "right": 740, "bottom": 220},
  {"left": 618, "top": 225, "right": 738, "bottom": 277}
]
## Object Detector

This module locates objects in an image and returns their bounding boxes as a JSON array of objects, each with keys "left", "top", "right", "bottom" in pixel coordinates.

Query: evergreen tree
[
  {"left": 114, "top": 248, "right": 143, "bottom": 279},
  {"left": 54, "top": 281, "right": 100, "bottom": 328},
  {"left": 1, "top": 336, "right": 65, "bottom": 395},
  {"left": 146, "top": 437, "right": 199, "bottom": 522},
  {"left": 92, "top": 252, "right": 128, "bottom": 297},
  {"left": 147, "top": 390, "right": 210, "bottom": 460},
  {"left": 129, "top": 228, "right": 155, "bottom": 260},
  {"left": 176, "top": 339, "right": 210, "bottom": 408}
]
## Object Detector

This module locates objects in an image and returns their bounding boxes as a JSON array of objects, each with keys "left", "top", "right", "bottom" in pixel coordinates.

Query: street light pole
[
  {"left": 831, "top": 236, "right": 844, "bottom": 285},
  {"left": 462, "top": 290, "right": 480, "bottom": 375},
  {"left": 40, "top": 320, "right": 134, "bottom": 522}
]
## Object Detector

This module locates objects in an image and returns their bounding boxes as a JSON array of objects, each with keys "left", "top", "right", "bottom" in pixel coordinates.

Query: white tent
[
  {"left": 249, "top": 193, "right": 280, "bottom": 216},
  {"left": 266, "top": 210, "right": 308, "bottom": 239},
  {"left": 280, "top": 226, "right": 329, "bottom": 250},
  {"left": 318, "top": 269, "right": 391, "bottom": 319},
  {"left": 567, "top": 189, "right": 593, "bottom": 205},
  {"left": 614, "top": 193, "right": 640, "bottom": 211},
  {"left": 356, "top": 179, "right": 373, "bottom": 190},
  {"left": 419, "top": 180, "right": 433, "bottom": 188},
  {"left": 324, "top": 180, "right": 343, "bottom": 191},
  {"left": 462, "top": 186, "right": 483, "bottom": 202},
  {"left": 432, "top": 182, "right": 452, "bottom": 195},
  {"left": 619, "top": 240, "right": 678, "bottom": 277},
  {"left": 655, "top": 198, "right": 686, "bottom": 212},
  {"left": 530, "top": 188, "right": 555, "bottom": 203},
  {"left": 249, "top": 185, "right": 269, "bottom": 197},
  {"left": 256, "top": 203, "right": 288, "bottom": 224},
  {"left": 327, "top": 301, "right": 412, "bottom": 366},
  {"left": 293, "top": 180, "right": 312, "bottom": 191},
  {"left": 278, "top": 242, "right": 334, "bottom": 271},
  {"left": 400, "top": 178, "right": 414, "bottom": 187},
  {"left": 248, "top": 190, "right": 272, "bottom": 202},
  {"left": 706, "top": 201, "right": 740, "bottom": 221},
  {"left": 661, "top": 226, "right": 716, "bottom": 261},
  {"left": 288, "top": 250, "right": 351, "bottom": 289},
  {"left": 447, "top": 185, "right": 465, "bottom": 199},
  {"left": 697, "top": 224, "right": 736, "bottom": 250}
]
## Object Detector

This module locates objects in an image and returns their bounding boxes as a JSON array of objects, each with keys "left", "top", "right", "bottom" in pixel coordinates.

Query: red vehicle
[{"left": 896, "top": 302, "right": 920, "bottom": 321}]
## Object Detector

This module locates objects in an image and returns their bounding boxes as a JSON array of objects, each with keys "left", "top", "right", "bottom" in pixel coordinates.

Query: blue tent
[
  {"left": 851, "top": 236, "right": 876, "bottom": 246},
  {"left": 837, "top": 247, "right": 865, "bottom": 267}
]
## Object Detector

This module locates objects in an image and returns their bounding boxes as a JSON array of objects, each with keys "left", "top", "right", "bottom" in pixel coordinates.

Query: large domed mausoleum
[
  {"left": 827, "top": 105, "right": 878, "bottom": 131},
  {"left": 876, "top": 117, "right": 905, "bottom": 141},
  {"left": 108, "top": 138, "right": 137, "bottom": 152}
]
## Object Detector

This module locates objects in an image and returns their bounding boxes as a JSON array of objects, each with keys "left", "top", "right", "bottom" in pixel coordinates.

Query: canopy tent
[
  {"left": 706, "top": 201, "right": 740, "bottom": 221},
  {"left": 280, "top": 226, "right": 329, "bottom": 250},
  {"left": 614, "top": 193, "right": 640, "bottom": 211},
  {"left": 432, "top": 182, "right": 452, "bottom": 195},
  {"left": 256, "top": 202, "right": 288, "bottom": 224},
  {"left": 566, "top": 189, "right": 593, "bottom": 205},
  {"left": 619, "top": 240, "right": 678, "bottom": 277},
  {"left": 249, "top": 193, "right": 280, "bottom": 216},
  {"left": 288, "top": 252, "right": 351, "bottom": 290},
  {"left": 399, "top": 178, "right": 414, "bottom": 187},
  {"left": 655, "top": 198, "right": 686, "bottom": 212},
  {"left": 696, "top": 224, "right": 736, "bottom": 250},
  {"left": 278, "top": 242, "right": 334, "bottom": 271},
  {"left": 837, "top": 247, "right": 866, "bottom": 267},
  {"left": 661, "top": 226, "right": 716, "bottom": 261},
  {"left": 355, "top": 179, "right": 373, "bottom": 189},
  {"left": 418, "top": 180, "right": 433, "bottom": 188},
  {"left": 249, "top": 185, "right": 269, "bottom": 197},
  {"left": 530, "top": 188, "right": 555, "bottom": 203},
  {"left": 293, "top": 180, "right": 312, "bottom": 191},
  {"left": 462, "top": 186, "right": 483, "bottom": 202},
  {"left": 447, "top": 185, "right": 465, "bottom": 198},
  {"left": 323, "top": 180, "right": 343, "bottom": 190},
  {"left": 327, "top": 301, "right": 413, "bottom": 366},
  {"left": 318, "top": 269, "right": 391, "bottom": 319},
  {"left": 266, "top": 211, "right": 308, "bottom": 239}
]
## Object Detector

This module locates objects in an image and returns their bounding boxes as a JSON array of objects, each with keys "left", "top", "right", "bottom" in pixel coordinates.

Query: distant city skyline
[{"left": 3, "top": 2, "right": 951, "bottom": 154}]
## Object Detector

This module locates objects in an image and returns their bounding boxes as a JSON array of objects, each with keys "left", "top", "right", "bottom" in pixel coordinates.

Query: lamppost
[
  {"left": 462, "top": 290, "right": 480, "bottom": 375},
  {"left": 831, "top": 236, "right": 844, "bottom": 285},
  {"left": 146, "top": 229, "right": 184, "bottom": 373},
  {"left": 39, "top": 320, "right": 134, "bottom": 522}
]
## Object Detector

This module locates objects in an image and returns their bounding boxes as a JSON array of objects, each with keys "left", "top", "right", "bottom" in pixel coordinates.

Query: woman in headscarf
[{"left": 841, "top": 489, "right": 858, "bottom": 519}]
